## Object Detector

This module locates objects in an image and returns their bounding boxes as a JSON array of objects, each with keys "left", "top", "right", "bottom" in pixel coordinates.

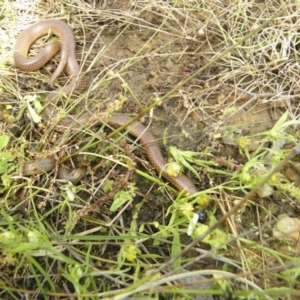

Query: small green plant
[
  {"left": 110, "top": 182, "right": 138, "bottom": 212},
  {"left": 168, "top": 146, "right": 217, "bottom": 181},
  {"left": 0, "top": 134, "right": 14, "bottom": 191},
  {"left": 0, "top": 134, "right": 13, "bottom": 175}
]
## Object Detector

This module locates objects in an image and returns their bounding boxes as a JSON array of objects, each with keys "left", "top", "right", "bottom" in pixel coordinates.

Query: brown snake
[{"left": 14, "top": 19, "right": 197, "bottom": 194}]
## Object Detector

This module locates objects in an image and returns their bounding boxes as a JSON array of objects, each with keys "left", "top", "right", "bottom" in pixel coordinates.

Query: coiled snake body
[{"left": 14, "top": 20, "right": 197, "bottom": 195}]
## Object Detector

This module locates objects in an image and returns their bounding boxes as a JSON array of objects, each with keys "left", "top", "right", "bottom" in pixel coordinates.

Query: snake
[{"left": 14, "top": 19, "right": 197, "bottom": 195}]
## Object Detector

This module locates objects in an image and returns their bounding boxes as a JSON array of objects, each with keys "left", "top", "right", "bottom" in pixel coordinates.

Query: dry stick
[{"left": 223, "top": 92, "right": 276, "bottom": 123}]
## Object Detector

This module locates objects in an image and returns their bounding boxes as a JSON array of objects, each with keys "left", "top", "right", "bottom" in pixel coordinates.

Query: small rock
[
  {"left": 273, "top": 214, "right": 300, "bottom": 244},
  {"left": 256, "top": 184, "right": 273, "bottom": 198}
]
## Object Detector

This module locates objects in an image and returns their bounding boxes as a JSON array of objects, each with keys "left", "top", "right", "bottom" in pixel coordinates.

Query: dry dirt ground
[{"left": 6, "top": 2, "right": 285, "bottom": 215}]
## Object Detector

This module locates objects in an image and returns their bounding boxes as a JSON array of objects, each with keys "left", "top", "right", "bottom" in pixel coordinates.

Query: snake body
[{"left": 14, "top": 20, "right": 197, "bottom": 195}]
